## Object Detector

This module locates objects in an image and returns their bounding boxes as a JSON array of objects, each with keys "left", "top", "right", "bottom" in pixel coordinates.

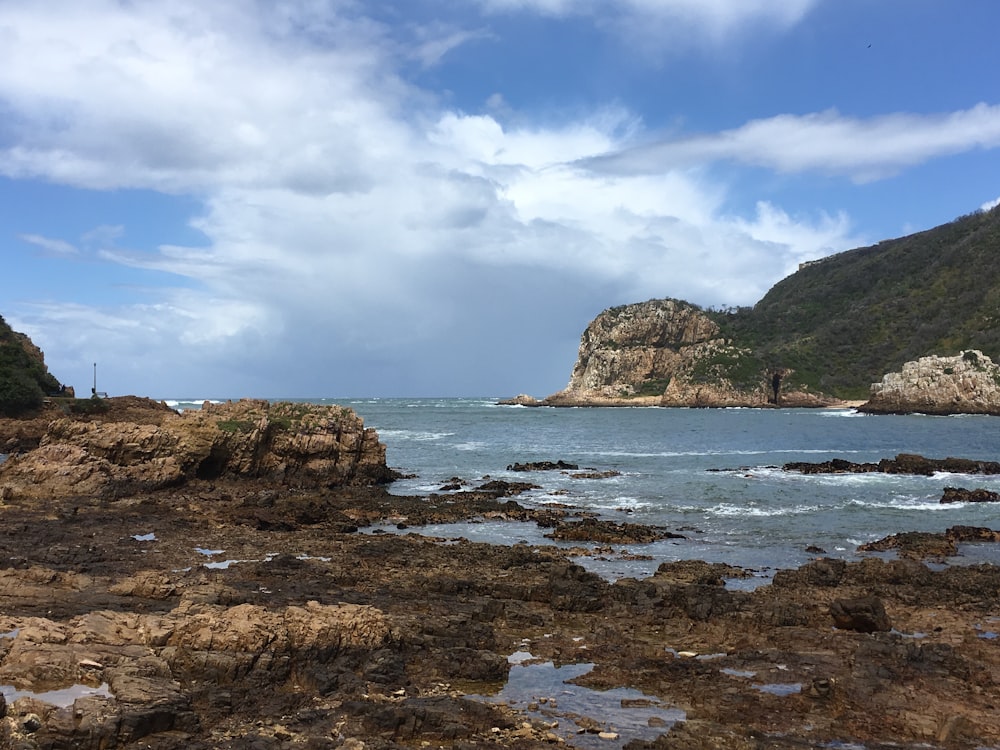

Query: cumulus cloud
[
  {"left": 585, "top": 105, "right": 1000, "bottom": 182},
  {"left": 0, "top": 0, "right": 941, "bottom": 398}
]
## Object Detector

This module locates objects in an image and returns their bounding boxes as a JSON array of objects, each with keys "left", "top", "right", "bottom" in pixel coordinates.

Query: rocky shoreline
[{"left": 0, "top": 400, "right": 999, "bottom": 748}]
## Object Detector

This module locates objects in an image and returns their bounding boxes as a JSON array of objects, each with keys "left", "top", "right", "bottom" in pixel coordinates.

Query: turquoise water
[{"left": 175, "top": 397, "right": 1000, "bottom": 577}]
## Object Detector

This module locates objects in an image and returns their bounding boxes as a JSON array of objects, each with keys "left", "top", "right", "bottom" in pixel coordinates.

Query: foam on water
[{"left": 377, "top": 429, "right": 455, "bottom": 442}]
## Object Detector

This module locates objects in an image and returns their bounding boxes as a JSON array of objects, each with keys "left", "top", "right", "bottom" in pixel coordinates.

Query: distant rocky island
[{"left": 505, "top": 206, "right": 1000, "bottom": 415}]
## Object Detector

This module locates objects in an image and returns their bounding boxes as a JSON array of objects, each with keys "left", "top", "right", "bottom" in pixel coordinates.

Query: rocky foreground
[{"left": 0, "top": 400, "right": 999, "bottom": 749}]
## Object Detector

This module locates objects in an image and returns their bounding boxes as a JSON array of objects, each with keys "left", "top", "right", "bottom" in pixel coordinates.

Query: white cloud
[
  {"left": 0, "top": 1, "right": 887, "bottom": 397},
  {"left": 586, "top": 105, "right": 1000, "bottom": 182},
  {"left": 18, "top": 234, "right": 78, "bottom": 256}
]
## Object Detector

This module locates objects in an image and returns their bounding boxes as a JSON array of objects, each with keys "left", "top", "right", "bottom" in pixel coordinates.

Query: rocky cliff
[
  {"left": 0, "top": 398, "right": 395, "bottom": 500},
  {"left": 860, "top": 350, "right": 1000, "bottom": 415},
  {"left": 541, "top": 299, "right": 835, "bottom": 408}
]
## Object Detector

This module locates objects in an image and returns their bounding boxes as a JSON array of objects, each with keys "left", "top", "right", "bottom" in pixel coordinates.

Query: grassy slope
[{"left": 709, "top": 207, "right": 1000, "bottom": 399}]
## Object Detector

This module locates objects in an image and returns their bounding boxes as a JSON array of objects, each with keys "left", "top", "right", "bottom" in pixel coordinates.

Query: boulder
[
  {"left": 941, "top": 487, "right": 1000, "bottom": 504},
  {"left": 829, "top": 595, "right": 891, "bottom": 633}
]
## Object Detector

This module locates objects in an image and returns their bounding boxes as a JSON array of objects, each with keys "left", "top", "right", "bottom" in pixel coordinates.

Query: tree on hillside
[{"left": 0, "top": 315, "right": 61, "bottom": 417}]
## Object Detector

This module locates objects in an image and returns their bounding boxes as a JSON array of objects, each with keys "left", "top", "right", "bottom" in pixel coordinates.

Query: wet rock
[
  {"left": 784, "top": 453, "right": 1000, "bottom": 476},
  {"left": 654, "top": 560, "right": 750, "bottom": 586},
  {"left": 946, "top": 525, "right": 1000, "bottom": 543},
  {"left": 858, "top": 531, "right": 957, "bottom": 559},
  {"left": 546, "top": 563, "right": 608, "bottom": 612},
  {"left": 545, "top": 518, "right": 684, "bottom": 544},
  {"left": 941, "top": 486, "right": 1000, "bottom": 504},
  {"left": 772, "top": 557, "right": 846, "bottom": 587},
  {"left": 830, "top": 595, "right": 891, "bottom": 632},
  {"left": 506, "top": 460, "right": 579, "bottom": 472}
]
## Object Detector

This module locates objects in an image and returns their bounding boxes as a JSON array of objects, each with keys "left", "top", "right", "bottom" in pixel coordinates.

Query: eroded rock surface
[
  {"left": 0, "top": 398, "right": 394, "bottom": 500},
  {"left": 538, "top": 299, "right": 840, "bottom": 408},
  {"left": 861, "top": 349, "right": 1000, "bottom": 415},
  {"left": 0, "top": 404, "right": 999, "bottom": 748}
]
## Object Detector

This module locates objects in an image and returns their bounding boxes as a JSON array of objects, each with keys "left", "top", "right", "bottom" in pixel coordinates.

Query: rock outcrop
[
  {"left": 0, "top": 398, "right": 395, "bottom": 500},
  {"left": 540, "top": 299, "right": 836, "bottom": 407},
  {"left": 860, "top": 350, "right": 1000, "bottom": 415}
]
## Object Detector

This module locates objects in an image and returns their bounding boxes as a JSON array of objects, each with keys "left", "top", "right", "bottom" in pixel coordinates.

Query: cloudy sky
[{"left": 4, "top": 0, "right": 1000, "bottom": 399}]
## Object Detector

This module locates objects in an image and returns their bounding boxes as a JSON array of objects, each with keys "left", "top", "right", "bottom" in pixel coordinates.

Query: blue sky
[{"left": 3, "top": 0, "right": 1000, "bottom": 399}]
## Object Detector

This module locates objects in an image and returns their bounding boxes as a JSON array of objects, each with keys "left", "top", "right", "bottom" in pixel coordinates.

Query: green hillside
[
  {"left": 0, "top": 316, "right": 61, "bottom": 416},
  {"left": 711, "top": 206, "right": 1000, "bottom": 399}
]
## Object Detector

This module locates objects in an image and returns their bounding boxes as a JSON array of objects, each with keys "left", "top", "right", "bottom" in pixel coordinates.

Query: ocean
[{"left": 169, "top": 397, "right": 1000, "bottom": 584}]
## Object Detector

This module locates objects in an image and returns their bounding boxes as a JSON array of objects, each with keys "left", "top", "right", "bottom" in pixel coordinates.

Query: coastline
[{"left": 1, "top": 397, "right": 999, "bottom": 748}]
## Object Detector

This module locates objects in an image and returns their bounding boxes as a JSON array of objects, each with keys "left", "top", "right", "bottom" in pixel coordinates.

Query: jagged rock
[
  {"left": 829, "top": 595, "right": 891, "bottom": 632},
  {"left": 784, "top": 453, "right": 1000, "bottom": 476},
  {"left": 506, "top": 460, "right": 578, "bottom": 472},
  {"left": 0, "top": 398, "right": 395, "bottom": 500},
  {"left": 0, "top": 600, "right": 390, "bottom": 747},
  {"left": 544, "top": 518, "right": 683, "bottom": 544},
  {"left": 858, "top": 525, "right": 1000, "bottom": 560},
  {"left": 562, "top": 299, "right": 720, "bottom": 392},
  {"left": 941, "top": 487, "right": 1000, "bottom": 504},
  {"left": 858, "top": 531, "right": 957, "bottom": 559},
  {"left": 861, "top": 350, "right": 1000, "bottom": 415},
  {"left": 497, "top": 394, "right": 542, "bottom": 406}
]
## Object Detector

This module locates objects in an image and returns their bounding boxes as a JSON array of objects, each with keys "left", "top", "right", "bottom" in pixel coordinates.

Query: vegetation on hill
[
  {"left": 0, "top": 315, "right": 61, "bottom": 416},
  {"left": 706, "top": 206, "right": 1000, "bottom": 399}
]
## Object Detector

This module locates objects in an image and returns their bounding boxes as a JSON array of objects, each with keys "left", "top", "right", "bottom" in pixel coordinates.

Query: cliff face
[
  {"left": 561, "top": 299, "right": 719, "bottom": 395},
  {"left": 544, "top": 299, "right": 832, "bottom": 407},
  {"left": 0, "top": 398, "right": 395, "bottom": 500},
  {"left": 860, "top": 350, "right": 1000, "bottom": 415}
]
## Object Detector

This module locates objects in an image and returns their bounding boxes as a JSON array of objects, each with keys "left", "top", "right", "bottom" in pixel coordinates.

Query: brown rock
[
  {"left": 542, "top": 299, "right": 840, "bottom": 408},
  {"left": 829, "top": 595, "right": 891, "bottom": 632},
  {"left": 941, "top": 486, "right": 1000, "bottom": 504},
  {"left": 0, "top": 398, "right": 396, "bottom": 500}
]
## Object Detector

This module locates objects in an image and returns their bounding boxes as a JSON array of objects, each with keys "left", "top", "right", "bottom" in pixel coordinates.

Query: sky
[{"left": 3, "top": 0, "right": 1000, "bottom": 399}]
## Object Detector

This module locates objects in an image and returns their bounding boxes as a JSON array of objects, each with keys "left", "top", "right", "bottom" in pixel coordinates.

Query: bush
[{"left": 0, "top": 368, "right": 45, "bottom": 416}]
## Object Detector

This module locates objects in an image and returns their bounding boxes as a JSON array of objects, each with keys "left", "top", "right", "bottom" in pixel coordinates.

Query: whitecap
[
  {"left": 377, "top": 429, "right": 455, "bottom": 442},
  {"left": 452, "top": 441, "right": 488, "bottom": 451},
  {"left": 708, "top": 504, "right": 814, "bottom": 518}
]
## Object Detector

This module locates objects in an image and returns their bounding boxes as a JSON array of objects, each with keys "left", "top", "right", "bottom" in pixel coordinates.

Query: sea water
[{"left": 174, "top": 398, "right": 1000, "bottom": 578}]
